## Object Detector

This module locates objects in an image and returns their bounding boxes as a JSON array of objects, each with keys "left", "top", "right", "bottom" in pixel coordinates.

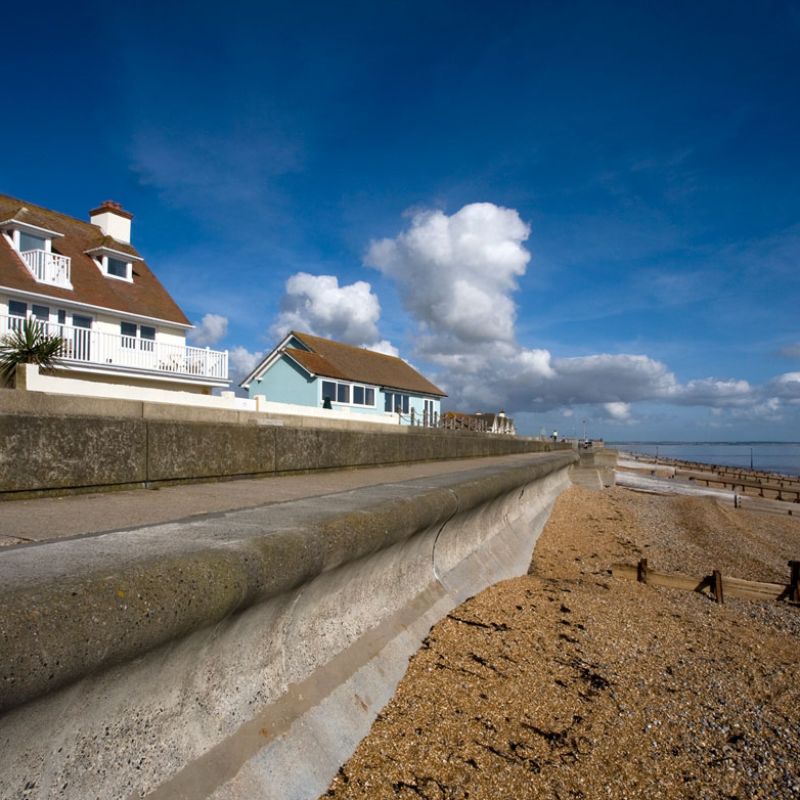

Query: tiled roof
[
  {"left": 0, "top": 194, "right": 190, "bottom": 325},
  {"left": 288, "top": 331, "right": 447, "bottom": 397}
]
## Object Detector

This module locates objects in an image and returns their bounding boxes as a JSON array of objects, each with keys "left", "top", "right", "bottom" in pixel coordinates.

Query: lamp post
[{"left": 582, "top": 418, "right": 588, "bottom": 444}]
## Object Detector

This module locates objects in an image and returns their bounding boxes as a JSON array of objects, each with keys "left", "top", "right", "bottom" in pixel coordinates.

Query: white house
[{"left": 0, "top": 194, "right": 228, "bottom": 394}]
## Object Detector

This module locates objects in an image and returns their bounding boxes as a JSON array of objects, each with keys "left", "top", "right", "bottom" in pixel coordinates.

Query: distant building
[
  {"left": 474, "top": 411, "right": 516, "bottom": 435},
  {"left": 441, "top": 410, "right": 516, "bottom": 435},
  {"left": 241, "top": 331, "right": 446, "bottom": 424},
  {"left": 0, "top": 194, "right": 229, "bottom": 394}
]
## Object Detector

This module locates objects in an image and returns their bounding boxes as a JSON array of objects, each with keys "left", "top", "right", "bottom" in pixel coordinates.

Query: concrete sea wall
[
  {"left": 0, "top": 391, "right": 563, "bottom": 497},
  {"left": 0, "top": 451, "right": 575, "bottom": 799}
]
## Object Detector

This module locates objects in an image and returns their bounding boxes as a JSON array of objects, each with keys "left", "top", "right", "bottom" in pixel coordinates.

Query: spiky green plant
[{"left": 0, "top": 319, "right": 65, "bottom": 383}]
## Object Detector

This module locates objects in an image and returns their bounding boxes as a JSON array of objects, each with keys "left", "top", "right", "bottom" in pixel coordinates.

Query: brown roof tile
[
  {"left": 289, "top": 331, "right": 446, "bottom": 396},
  {"left": 0, "top": 193, "right": 190, "bottom": 325}
]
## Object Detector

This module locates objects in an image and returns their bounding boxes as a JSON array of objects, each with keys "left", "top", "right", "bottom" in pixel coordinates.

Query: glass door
[{"left": 71, "top": 315, "right": 93, "bottom": 361}]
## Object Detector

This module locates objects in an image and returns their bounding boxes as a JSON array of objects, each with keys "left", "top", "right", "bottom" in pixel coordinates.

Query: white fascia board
[
  {"left": 84, "top": 245, "right": 144, "bottom": 262},
  {"left": 0, "top": 284, "right": 192, "bottom": 330},
  {"left": 239, "top": 333, "right": 300, "bottom": 388},
  {"left": 0, "top": 219, "right": 64, "bottom": 238},
  {"left": 379, "top": 384, "right": 447, "bottom": 398},
  {"left": 58, "top": 362, "right": 230, "bottom": 387}
]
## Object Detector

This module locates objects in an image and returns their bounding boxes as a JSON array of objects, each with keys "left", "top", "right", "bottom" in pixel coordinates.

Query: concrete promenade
[{"left": 0, "top": 453, "right": 558, "bottom": 546}]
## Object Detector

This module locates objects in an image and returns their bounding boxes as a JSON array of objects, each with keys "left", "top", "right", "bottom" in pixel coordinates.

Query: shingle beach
[{"left": 324, "top": 483, "right": 800, "bottom": 799}]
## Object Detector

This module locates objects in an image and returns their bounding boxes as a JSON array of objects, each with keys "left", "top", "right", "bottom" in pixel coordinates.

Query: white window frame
[
  {"left": 93, "top": 254, "right": 133, "bottom": 283},
  {"left": 319, "top": 379, "right": 378, "bottom": 408},
  {"left": 120, "top": 321, "right": 157, "bottom": 351}
]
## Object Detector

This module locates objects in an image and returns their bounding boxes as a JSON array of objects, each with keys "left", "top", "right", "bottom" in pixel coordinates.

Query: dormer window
[
  {"left": 19, "top": 231, "right": 47, "bottom": 252},
  {"left": 0, "top": 218, "right": 72, "bottom": 289},
  {"left": 86, "top": 245, "right": 139, "bottom": 282},
  {"left": 107, "top": 257, "right": 129, "bottom": 278}
]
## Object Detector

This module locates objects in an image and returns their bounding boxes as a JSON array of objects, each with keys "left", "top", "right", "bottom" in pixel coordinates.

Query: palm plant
[{"left": 0, "top": 319, "right": 65, "bottom": 384}]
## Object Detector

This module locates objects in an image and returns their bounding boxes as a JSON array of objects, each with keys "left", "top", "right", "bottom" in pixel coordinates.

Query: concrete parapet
[
  {"left": 0, "top": 451, "right": 575, "bottom": 799},
  {"left": 0, "top": 399, "right": 567, "bottom": 496}
]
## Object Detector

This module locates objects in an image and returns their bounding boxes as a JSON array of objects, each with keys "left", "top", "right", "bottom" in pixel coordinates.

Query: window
[
  {"left": 92, "top": 251, "right": 133, "bottom": 281},
  {"left": 384, "top": 391, "right": 410, "bottom": 414},
  {"left": 8, "top": 300, "right": 26, "bottom": 317},
  {"left": 19, "top": 232, "right": 46, "bottom": 252},
  {"left": 107, "top": 257, "right": 129, "bottom": 278},
  {"left": 32, "top": 305, "right": 49, "bottom": 323},
  {"left": 121, "top": 322, "right": 156, "bottom": 350},
  {"left": 321, "top": 380, "right": 377, "bottom": 407},
  {"left": 140, "top": 325, "right": 155, "bottom": 352},
  {"left": 121, "top": 322, "right": 138, "bottom": 348}
]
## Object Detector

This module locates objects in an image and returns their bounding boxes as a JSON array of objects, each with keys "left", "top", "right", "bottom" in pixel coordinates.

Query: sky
[{"left": 2, "top": 0, "right": 800, "bottom": 439}]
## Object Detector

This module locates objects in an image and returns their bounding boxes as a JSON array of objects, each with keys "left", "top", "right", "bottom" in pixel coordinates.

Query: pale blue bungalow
[{"left": 240, "top": 331, "right": 447, "bottom": 424}]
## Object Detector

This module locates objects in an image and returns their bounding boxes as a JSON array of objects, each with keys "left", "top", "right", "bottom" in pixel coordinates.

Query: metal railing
[
  {"left": 20, "top": 250, "right": 72, "bottom": 288},
  {"left": 0, "top": 314, "right": 228, "bottom": 381}
]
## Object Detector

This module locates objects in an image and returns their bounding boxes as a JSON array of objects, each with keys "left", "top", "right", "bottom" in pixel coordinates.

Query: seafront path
[{"left": 0, "top": 452, "right": 557, "bottom": 547}]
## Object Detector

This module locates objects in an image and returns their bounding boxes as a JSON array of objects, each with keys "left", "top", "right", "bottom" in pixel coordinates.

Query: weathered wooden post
[
  {"left": 789, "top": 561, "right": 800, "bottom": 603},
  {"left": 637, "top": 558, "right": 648, "bottom": 584},
  {"left": 713, "top": 570, "right": 724, "bottom": 604}
]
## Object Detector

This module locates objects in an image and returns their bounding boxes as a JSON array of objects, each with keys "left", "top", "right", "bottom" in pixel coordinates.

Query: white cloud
[
  {"left": 364, "top": 339, "right": 400, "bottom": 357},
  {"left": 188, "top": 313, "right": 228, "bottom": 347},
  {"left": 604, "top": 401, "right": 631, "bottom": 420},
  {"left": 363, "top": 202, "right": 789, "bottom": 421},
  {"left": 365, "top": 203, "right": 530, "bottom": 344},
  {"left": 271, "top": 273, "right": 382, "bottom": 346},
  {"left": 229, "top": 346, "right": 261, "bottom": 383}
]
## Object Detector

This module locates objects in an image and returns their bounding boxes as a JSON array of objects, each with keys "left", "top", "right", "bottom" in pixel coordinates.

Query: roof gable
[{"left": 0, "top": 194, "right": 190, "bottom": 326}]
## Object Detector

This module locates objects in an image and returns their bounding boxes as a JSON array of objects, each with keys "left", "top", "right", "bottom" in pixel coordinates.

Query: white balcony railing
[
  {"left": 0, "top": 315, "right": 228, "bottom": 382},
  {"left": 20, "top": 249, "right": 72, "bottom": 288}
]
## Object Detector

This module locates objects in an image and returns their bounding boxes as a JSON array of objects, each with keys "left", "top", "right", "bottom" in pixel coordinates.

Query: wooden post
[
  {"left": 789, "top": 561, "right": 800, "bottom": 603},
  {"left": 637, "top": 558, "right": 648, "bottom": 584},
  {"left": 713, "top": 570, "right": 724, "bottom": 604}
]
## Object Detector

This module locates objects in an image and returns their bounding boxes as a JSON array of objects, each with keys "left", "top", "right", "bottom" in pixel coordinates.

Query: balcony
[
  {"left": 20, "top": 249, "right": 72, "bottom": 289},
  {"left": 0, "top": 315, "right": 229, "bottom": 384}
]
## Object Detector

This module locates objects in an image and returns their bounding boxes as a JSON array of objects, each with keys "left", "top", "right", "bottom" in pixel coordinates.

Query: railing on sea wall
[{"left": 0, "top": 314, "right": 228, "bottom": 381}]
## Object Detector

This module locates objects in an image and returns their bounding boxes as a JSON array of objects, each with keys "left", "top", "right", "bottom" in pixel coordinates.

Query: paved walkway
[{"left": 0, "top": 454, "right": 556, "bottom": 547}]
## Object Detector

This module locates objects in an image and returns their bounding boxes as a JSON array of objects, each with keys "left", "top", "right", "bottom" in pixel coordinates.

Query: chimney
[{"left": 90, "top": 200, "right": 133, "bottom": 244}]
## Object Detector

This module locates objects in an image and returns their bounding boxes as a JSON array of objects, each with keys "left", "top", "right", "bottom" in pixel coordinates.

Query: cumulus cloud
[
  {"left": 188, "top": 313, "right": 228, "bottom": 346},
  {"left": 766, "top": 372, "right": 800, "bottom": 402},
  {"left": 364, "top": 339, "right": 401, "bottom": 357},
  {"left": 228, "top": 345, "right": 261, "bottom": 383},
  {"left": 604, "top": 402, "right": 632, "bottom": 421},
  {"left": 362, "top": 202, "right": 789, "bottom": 421},
  {"left": 271, "top": 273, "right": 382, "bottom": 346},
  {"left": 365, "top": 203, "right": 530, "bottom": 344}
]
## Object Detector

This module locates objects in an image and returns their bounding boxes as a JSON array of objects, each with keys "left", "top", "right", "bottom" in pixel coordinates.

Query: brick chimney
[{"left": 90, "top": 200, "right": 133, "bottom": 244}]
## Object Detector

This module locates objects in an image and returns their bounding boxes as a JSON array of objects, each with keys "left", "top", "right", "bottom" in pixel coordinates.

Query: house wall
[
  {"left": 0, "top": 292, "right": 187, "bottom": 347},
  {"left": 250, "top": 353, "right": 318, "bottom": 406}
]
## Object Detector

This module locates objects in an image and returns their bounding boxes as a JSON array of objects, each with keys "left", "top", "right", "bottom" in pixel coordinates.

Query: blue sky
[{"left": 3, "top": 1, "right": 800, "bottom": 439}]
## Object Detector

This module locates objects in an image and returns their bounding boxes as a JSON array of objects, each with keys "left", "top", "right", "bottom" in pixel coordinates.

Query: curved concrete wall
[{"left": 0, "top": 452, "right": 575, "bottom": 800}]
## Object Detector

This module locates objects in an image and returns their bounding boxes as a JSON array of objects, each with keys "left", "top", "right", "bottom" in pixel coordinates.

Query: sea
[{"left": 608, "top": 442, "right": 800, "bottom": 477}]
